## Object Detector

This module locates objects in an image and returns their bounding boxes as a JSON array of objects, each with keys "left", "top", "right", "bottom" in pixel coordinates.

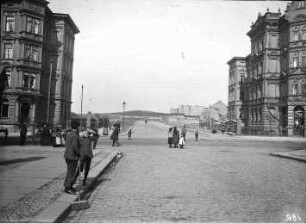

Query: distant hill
[
  {"left": 72, "top": 110, "right": 170, "bottom": 118},
  {"left": 107, "top": 110, "right": 170, "bottom": 117}
]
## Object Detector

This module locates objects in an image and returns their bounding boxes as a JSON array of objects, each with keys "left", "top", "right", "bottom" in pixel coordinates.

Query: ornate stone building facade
[
  {"left": 0, "top": 0, "right": 79, "bottom": 126},
  {"left": 228, "top": 1, "right": 306, "bottom": 137},
  {"left": 227, "top": 57, "right": 246, "bottom": 122}
]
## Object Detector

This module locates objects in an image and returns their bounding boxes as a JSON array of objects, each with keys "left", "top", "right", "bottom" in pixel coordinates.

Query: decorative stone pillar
[{"left": 287, "top": 105, "right": 294, "bottom": 136}]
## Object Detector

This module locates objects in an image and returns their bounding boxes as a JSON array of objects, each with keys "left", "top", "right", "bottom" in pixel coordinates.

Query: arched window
[
  {"left": 293, "top": 55, "right": 299, "bottom": 67},
  {"left": 292, "top": 83, "right": 298, "bottom": 95}
]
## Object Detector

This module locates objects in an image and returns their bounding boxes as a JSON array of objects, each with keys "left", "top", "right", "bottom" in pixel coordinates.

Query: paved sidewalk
[
  {"left": 0, "top": 144, "right": 119, "bottom": 223},
  {"left": 270, "top": 149, "right": 306, "bottom": 163}
]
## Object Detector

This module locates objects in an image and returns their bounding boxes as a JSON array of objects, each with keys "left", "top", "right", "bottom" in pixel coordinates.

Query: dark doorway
[
  {"left": 20, "top": 102, "right": 30, "bottom": 123},
  {"left": 293, "top": 106, "right": 305, "bottom": 136}
]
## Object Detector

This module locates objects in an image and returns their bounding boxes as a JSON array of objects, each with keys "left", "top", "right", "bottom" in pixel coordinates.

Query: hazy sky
[{"left": 48, "top": 0, "right": 289, "bottom": 114}]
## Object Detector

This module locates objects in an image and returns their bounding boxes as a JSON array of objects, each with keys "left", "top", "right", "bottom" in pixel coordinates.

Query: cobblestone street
[{"left": 65, "top": 121, "right": 306, "bottom": 223}]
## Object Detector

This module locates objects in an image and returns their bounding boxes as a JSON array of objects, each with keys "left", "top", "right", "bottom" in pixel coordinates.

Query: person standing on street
[
  {"left": 128, "top": 129, "right": 133, "bottom": 140},
  {"left": 168, "top": 127, "right": 173, "bottom": 148},
  {"left": 179, "top": 134, "right": 185, "bottom": 149},
  {"left": 195, "top": 131, "right": 199, "bottom": 141},
  {"left": 63, "top": 120, "right": 80, "bottom": 195},
  {"left": 40, "top": 124, "right": 51, "bottom": 146},
  {"left": 181, "top": 125, "right": 187, "bottom": 141},
  {"left": 173, "top": 126, "right": 180, "bottom": 148},
  {"left": 19, "top": 123, "right": 27, "bottom": 145},
  {"left": 110, "top": 122, "right": 120, "bottom": 146},
  {"left": 75, "top": 128, "right": 94, "bottom": 186},
  {"left": 91, "top": 128, "right": 99, "bottom": 149}
]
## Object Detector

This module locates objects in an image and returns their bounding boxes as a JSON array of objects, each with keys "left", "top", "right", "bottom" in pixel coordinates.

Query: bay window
[
  {"left": 27, "top": 17, "right": 41, "bottom": 34},
  {"left": 25, "top": 44, "right": 39, "bottom": 62},
  {"left": 4, "top": 43, "right": 13, "bottom": 59},
  {"left": 23, "top": 73, "right": 36, "bottom": 89},
  {"left": 6, "top": 15, "right": 15, "bottom": 32}
]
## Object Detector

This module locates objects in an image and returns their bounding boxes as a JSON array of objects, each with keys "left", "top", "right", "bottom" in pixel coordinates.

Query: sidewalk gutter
[
  {"left": 269, "top": 150, "right": 306, "bottom": 163},
  {"left": 33, "top": 150, "right": 119, "bottom": 223}
]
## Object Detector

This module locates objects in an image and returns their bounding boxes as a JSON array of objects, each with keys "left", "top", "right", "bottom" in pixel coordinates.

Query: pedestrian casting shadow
[
  {"left": 0, "top": 156, "right": 45, "bottom": 166},
  {"left": 82, "top": 178, "right": 111, "bottom": 200}
]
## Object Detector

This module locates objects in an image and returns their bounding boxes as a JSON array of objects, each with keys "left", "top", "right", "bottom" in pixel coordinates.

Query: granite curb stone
[
  {"left": 32, "top": 150, "right": 119, "bottom": 223},
  {"left": 269, "top": 150, "right": 306, "bottom": 163}
]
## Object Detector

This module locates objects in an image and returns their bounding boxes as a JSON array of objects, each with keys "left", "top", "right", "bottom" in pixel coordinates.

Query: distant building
[
  {"left": 0, "top": 0, "right": 79, "bottom": 127},
  {"left": 228, "top": 1, "right": 306, "bottom": 136},
  {"left": 200, "top": 102, "right": 227, "bottom": 130},
  {"left": 170, "top": 108, "right": 179, "bottom": 114},
  {"left": 211, "top": 100, "right": 227, "bottom": 117},
  {"left": 166, "top": 113, "right": 199, "bottom": 128},
  {"left": 169, "top": 101, "right": 226, "bottom": 129},
  {"left": 170, "top": 105, "right": 206, "bottom": 116},
  {"left": 227, "top": 58, "right": 246, "bottom": 122}
]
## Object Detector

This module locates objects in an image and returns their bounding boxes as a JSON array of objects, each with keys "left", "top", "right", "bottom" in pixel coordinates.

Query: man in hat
[{"left": 63, "top": 120, "right": 80, "bottom": 194}]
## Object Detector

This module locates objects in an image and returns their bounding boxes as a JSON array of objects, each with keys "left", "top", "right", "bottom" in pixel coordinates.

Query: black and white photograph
[{"left": 0, "top": 0, "right": 305, "bottom": 222}]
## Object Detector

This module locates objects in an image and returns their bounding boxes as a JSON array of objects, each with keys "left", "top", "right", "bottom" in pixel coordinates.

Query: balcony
[
  {"left": 19, "top": 31, "right": 43, "bottom": 43},
  {"left": 15, "top": 87, "right": 41, "bottom": 96},
  {"left": 16, "top": 59, "right": 42, "bottom": 70}
]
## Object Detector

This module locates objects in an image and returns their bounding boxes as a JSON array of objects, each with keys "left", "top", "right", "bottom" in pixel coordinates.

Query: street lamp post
[
  {"left": 47, "top": 60, "right": 53, "bottom": 124},
  {"left": 81, "top": 85, "right": 84, "bottom": 127},
  {"left": 122, "top": 101, "right": 126, "bottom": 132},
  {"left": 81, "top": 85, "right": 83, "bottom": 116}
]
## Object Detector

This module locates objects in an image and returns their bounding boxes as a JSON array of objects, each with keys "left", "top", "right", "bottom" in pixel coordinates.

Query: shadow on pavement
[{"left": 0, "top": 156, "right": 46, "bottom": 165}]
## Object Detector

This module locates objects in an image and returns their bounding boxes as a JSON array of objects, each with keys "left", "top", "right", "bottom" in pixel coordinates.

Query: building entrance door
[
  {"left": 293, "top": 106, "right": 305, "bottom": 136},
  {"left": 20, "top": 102, "right": 30, "bottom": 123}
]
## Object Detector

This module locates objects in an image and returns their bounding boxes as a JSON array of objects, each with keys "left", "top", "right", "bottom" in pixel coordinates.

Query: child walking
[{"left": 179, "top": 134, "right": 185, "bottom": 149}]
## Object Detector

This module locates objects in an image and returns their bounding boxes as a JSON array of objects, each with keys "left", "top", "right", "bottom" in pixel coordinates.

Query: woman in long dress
[
  {"left": 168, "top": 127, "right": 173, "bottom": 148},
  {"left": 172, "top": 126, "right": 180, "bottom": 148}
]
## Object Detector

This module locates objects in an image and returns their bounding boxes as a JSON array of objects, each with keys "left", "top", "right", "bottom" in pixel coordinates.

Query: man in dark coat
[
  {"left": 19, "top": 123, "right": 27, "bottom": 145},
  {"left": 110, "top": 122, "right": 120, "bottom": 146},
  {"left": 75, "top": 129, "right": 94, "bottom": 186},
  {"left": 63, "top": 120, "right": 80, "bottom": 194},
  {"left": 89, "top": 128, "right": 99, "bottom": 149},
  {"left": 40, "top": 125, "right": 51, "bottom": 146},
  {"left": 195, "top": 131, "right": 199, "bottom": 141}
]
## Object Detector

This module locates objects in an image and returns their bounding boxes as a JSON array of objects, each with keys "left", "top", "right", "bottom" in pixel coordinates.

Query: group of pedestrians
[
  {"left": 167, "top": 126, "right": 200, "bottom": 148},
  {"left": 63, "top": 121, "right": 97, "bottom": 195},
  {"left": 167, "top": 126, "right": 185, "bottom": 148}
]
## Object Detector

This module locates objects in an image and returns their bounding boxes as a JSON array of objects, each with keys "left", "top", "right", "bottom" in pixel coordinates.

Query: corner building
[
  {"left": 228, "top": 1, "right": 306, "bottom": 137},
  {"left": 0, "top": 0, "right": 79, "bottom": 126}
]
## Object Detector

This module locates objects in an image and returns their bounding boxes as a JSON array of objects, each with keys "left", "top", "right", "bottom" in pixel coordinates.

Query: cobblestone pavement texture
[
  {"left": 0, "top": 144, "right": 113, "bottom": 223},
  {"left": 64, "top": 121, "right": 306, "bottom": 223}
]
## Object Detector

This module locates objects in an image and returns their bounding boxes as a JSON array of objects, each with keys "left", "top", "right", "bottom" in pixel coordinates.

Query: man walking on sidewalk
[{"left": 63, "top": 120, "right": 80, "bottom": 195}]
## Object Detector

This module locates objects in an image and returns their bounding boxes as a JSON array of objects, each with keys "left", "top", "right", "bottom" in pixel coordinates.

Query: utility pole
[{"left": 122, "top": 101, "right": 126, "bottom": 132}]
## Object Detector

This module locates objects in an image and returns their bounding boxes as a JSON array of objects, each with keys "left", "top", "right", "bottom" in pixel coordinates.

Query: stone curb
[
  {"left": 269, "top": 151, "right": 306, "bottom": 163},
  {"left": 32, "top": 150, "right": 119, "bottom": 223}
]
